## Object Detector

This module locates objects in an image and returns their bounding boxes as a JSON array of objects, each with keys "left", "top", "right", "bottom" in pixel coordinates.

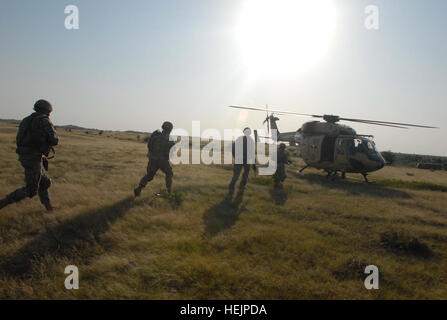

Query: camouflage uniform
[
  {"left": 4, "top": 112, "right": 59, "bottom": 208},
  {"left": 273, "top": 146, "right": 290, "bottom": 184},
  {"left": 228, "top": 134, "right": 255, "bottom": 195},
  {"left": 137, "top": 130, "right": 175, "bottom": 193}
]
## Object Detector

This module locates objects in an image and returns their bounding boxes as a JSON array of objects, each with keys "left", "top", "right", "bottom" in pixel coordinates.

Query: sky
[{"left": 0, "top": 0, "right": 446, "bottom": 156}]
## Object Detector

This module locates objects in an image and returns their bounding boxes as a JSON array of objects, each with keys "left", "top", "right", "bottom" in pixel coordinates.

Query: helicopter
[{"left": 229, "top": 105, "right": 438, "bottom": 182}]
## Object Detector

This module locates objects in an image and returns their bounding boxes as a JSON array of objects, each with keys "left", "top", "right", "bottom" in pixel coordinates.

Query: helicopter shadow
[
  {"left": 202, "top": 189, "right": 246, "bottom": 238},
  {"left": 297, "top": 173, "right": 412, "bottom": 199}
]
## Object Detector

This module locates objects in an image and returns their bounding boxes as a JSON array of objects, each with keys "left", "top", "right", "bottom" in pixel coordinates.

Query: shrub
[
  {"left": 381, "top": 151, "right": 396, "bottom": 165},
  {"left": 380, "top": 230, "right": 433, "bottom": 258}
]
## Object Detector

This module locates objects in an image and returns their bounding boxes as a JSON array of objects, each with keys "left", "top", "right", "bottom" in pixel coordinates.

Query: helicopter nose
[{"left": 377, "top": 158, "right": 385, "bottom": 170}]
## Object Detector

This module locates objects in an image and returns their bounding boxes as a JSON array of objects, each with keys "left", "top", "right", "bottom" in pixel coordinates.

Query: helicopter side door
[
  {"left": 320, "top": 136, "right": 336, "bottom": 162},
  {"left": 334, "top": 136, "right": 351, "bottom": 170},
  {"left": 300, "top": 135, "right": 324, "bottom": 163}
]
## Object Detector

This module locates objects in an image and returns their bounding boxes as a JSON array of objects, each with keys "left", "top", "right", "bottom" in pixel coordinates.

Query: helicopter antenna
[{"left": 266, "top": 104, "right": 270, "bottom": 136}]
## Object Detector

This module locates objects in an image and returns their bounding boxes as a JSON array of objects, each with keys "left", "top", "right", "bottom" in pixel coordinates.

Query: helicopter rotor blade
[
  {"left": 229, "top": 105, "right": 318, "bottom": 118},
  {"left": 228, "top": 105, "right": 438, "bottom": 129},
  {"left": 338, "top": 117, "right": 438, "bottom": 129},
  {"left": 347, "top": 120, "right": 409, "bottom": 129}
]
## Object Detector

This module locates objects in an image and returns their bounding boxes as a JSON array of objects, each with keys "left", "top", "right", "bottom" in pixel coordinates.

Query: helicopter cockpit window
[
  {"left": 354, "top": 138, "right": 376, "bottom": 154},
  {"left": 354, "top": 139, "right": 364, "bottom": 152}
]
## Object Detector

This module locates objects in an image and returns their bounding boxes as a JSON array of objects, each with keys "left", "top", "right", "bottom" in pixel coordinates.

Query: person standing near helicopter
[
  {"left": 273, "top": 143, "right": 292, "bottom": 187},
  {"left": 228, "top": 127, "right": 256, "bottom": 199}
]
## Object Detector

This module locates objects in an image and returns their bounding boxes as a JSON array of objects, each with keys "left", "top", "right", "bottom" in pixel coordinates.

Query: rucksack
[
  {"left": 148, "top": 130, "right": 165, "bottom": 158},
  {"left": 16, "top": 113, "right": 46, "bottom": 147}
]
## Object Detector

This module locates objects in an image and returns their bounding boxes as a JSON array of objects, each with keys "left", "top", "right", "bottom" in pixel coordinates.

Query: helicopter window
[
  {"left": 354, "top": 139, "right": 362, "bottom": 149},
  {"left": 354, "top": 139, "right": 369, "bottom": 154},
  {"left": 354, "top": 138, "right": 377, "bottom": 154}
]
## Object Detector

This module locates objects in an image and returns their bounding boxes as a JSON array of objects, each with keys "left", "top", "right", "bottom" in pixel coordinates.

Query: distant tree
[
  {"left": 381, "top": 151, "right": 396, "bottom": 165},
  {"left": 99, "top": 130, "right": 104, "bottom": 135}
]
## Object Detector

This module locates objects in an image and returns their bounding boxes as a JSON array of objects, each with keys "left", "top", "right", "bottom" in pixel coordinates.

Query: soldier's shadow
[
  {"left": 1, "top": 196, "right": 137, "bottom": 278},
  {"left": 202, "top": 190, "right": 246, "bottom": 238},
  {"left": 269, "top": 185, "right": 289, "bottom": 206}
]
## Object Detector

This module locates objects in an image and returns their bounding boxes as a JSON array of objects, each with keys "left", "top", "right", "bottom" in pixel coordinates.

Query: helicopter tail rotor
[{"left": 265, "top": 104, "right": 270, "bottom": 136}]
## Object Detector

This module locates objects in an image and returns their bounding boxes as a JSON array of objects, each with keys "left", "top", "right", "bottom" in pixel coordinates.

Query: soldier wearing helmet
[
  {"left": 0, "top": 99, "right": 59, "bottom": 211},
  {"left": 134, "top": 121, "right": 176, "bottom": 197},
  {"left": 228, "top": 127, "right": 256, "bottom": 200},
  {"left": 273, "top": 143, "right": 291, "bottom": 187}
]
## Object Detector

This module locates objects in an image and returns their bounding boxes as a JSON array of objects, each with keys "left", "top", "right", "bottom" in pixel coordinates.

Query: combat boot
[
  {"left": 0, "top": 197, "right": 10, "bottom": 210},
  {"left": 134, "top": 186, "right": 143, "bottom": 197},
  {"left": 44, "top": 202, "right": 54, "bottom": 212}
]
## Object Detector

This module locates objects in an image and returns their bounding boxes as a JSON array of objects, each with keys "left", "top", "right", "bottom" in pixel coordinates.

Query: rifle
[{"left": 43, "top": 147, "right": 55, "bottom": 171}]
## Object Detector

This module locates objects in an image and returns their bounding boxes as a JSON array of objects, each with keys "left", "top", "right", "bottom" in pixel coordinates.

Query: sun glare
[{"left": 236, "top": 0, "right": 337, "bottom": 78}]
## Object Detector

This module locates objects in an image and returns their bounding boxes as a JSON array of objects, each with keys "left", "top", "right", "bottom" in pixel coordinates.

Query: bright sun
[{"left": 236, "top": 0, "right": 336, "bottom": 78}]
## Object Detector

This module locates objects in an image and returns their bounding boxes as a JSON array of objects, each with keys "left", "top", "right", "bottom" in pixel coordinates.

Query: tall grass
[{"left": 0, "top": 123, "right": 447, "bottom": 299}]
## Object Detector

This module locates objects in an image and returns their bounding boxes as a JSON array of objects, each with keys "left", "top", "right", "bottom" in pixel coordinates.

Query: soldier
[
  {"left": 272, "top": 143, "right": 291, "bottom": 187},
  {"left": 0, "top": 100, "right": 59, "bottom": 211},
  {"left": 134, "top": 121, "right": 175, "bottom": 197},
  {"left": 228, "top": 127, "right": 256, "bottom": 198}
]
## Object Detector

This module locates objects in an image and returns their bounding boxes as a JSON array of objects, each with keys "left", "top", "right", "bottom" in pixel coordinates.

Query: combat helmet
[
  {"left": 34, "top": 99, "right": 53, "bottom": 114},
  {"left": 162, "top": 121, "right": 173, "bottom": 132}
]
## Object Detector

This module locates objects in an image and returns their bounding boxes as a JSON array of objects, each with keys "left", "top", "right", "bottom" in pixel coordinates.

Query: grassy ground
[{"left": 0, "top": 122, "right": 447, "bottom": 299}]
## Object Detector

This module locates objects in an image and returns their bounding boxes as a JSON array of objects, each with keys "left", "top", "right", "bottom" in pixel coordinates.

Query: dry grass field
[{"left": 0, "top": 122, "right": 446, "bottom": 299}]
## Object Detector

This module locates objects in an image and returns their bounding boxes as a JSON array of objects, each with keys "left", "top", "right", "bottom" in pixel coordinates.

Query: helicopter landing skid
[{"left": 325, "top": 170, "right": 338, "bottom": 181}]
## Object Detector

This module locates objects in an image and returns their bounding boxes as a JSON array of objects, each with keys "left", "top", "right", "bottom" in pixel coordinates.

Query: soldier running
[
  {"left": 134, "top": 121, "right": 175, "bottom": 197},
  {"left": 0, "top": 100, "right": 59, "bottom": 211}
]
